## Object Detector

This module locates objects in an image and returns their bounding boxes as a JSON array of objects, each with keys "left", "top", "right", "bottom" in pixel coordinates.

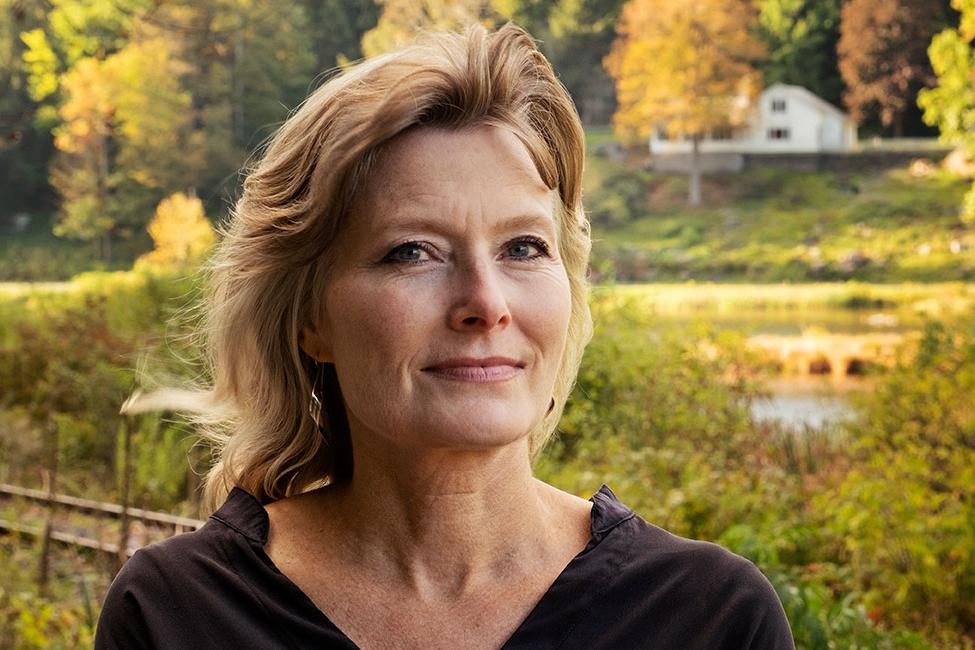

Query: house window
[
  {"left": 767, "top": 128, "right": 790, "bottom": 140},
  {"left": 771, "top": 98, "right": 787, "bottom": 112}
]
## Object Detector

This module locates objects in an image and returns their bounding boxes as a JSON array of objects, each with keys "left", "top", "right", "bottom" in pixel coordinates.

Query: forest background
[{"left": 1, "top": 0, "right": 974, "bottom": 648}]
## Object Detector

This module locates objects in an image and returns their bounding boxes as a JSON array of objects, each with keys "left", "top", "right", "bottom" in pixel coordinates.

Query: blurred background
[{"left": 1, "top": 0, "right": 973, "bottom": 647}]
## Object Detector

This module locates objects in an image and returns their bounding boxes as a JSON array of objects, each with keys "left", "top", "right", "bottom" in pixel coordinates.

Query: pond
[
  {"left": 649, "top": 306, "right": 917, "bottom": 431},
  {"left": 749, "top": 376, "right": 868, "bottom": 431}
]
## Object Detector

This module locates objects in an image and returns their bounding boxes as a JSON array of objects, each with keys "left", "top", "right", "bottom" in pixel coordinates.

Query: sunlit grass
[
  {"left": 594, "top": 281, "right": 975, "bottom": 315},
  {"left": 583, "top": 139, "right": 975, "bottom": 282}
]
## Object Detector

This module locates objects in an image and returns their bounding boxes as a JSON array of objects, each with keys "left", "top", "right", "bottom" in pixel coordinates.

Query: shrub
[
  {"left": 587, "top": 169, "right": 651, "bottom": 226},
  {"left": 818, "top": 318, "right": 975, "bottom": 645}
]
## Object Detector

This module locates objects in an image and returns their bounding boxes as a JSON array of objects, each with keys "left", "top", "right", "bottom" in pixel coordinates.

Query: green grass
[
  {"left": 594, "top": 282, "right": 975, "bottom": 316},
  {"left": 584, "top": 137, "right": 974, "bottom": 283}
]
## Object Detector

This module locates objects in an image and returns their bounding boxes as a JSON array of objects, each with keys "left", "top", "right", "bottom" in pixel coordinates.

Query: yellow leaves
[
  {"left": 138, "top": 193, "right": 216, "bottom": 267},
  {"left": 954, "top": 0, "right": 975, "bottom": 43},
  {"left": 53, "top": 37, "right": 191, "bottom": 159},
  {"left": 52, "top": 57, "right": 114, "bottom": 156},
  {"left": 52, "top": 36, "right": 202, "bottom": 241},
  {"left": 361, "top": 0, "right": 497, "bottom": 57},
  {"left": 20, "top": 28, "right": 59, "bottom": 102},
  {"left": 605, "top": 0, "right": 766, "bottom": 143}
]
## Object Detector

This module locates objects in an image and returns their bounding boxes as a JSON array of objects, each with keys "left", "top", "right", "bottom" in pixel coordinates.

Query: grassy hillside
[{"left": 584, "top": 140, "right": 972, "bottom": 282}]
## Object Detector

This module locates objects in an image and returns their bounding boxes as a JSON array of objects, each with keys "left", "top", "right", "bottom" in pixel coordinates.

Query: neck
[{"left": 322, "top": 434, "right": 565, "bottom": 600}]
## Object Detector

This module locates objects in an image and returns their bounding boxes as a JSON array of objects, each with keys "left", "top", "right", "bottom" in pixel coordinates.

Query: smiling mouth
[{"left": 422, "top": 357, "right": 526, "bottom": 383}]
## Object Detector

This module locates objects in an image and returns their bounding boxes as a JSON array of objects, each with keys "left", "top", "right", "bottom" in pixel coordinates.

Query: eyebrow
[{"left": 376, "top": 210, "right": 557, "bottom": 239}]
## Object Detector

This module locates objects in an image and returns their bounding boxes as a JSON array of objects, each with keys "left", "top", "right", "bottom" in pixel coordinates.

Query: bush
[
  {"left": 587, "top": 169, "right": 651, "bottom": 226},
  {"left": 817, "top": 319, "right": 975, "bottom": 645},
  {"left": 0, "top": 270, "right": 203, "bottom": 502}
]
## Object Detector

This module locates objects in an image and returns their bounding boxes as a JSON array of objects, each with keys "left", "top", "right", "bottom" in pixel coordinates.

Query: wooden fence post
[
  {"left": 117, "top": 416, "right": 133, "bottom": 570},
  {"left": 36, "top": 421, "right": 59, "bottom": 595}
]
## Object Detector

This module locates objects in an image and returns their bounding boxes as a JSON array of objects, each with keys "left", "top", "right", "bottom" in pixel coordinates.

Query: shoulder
[
  {"left": 95, "top": 524, "right": 235, "bottom": 648},
  {"left": 609, "top": 515, "right": 795, "bottom": 648},
  {"left": 95, "top": 489, "right": 279, "bottom": 649},
  {"left": 575, "top": 485, "right": 793, "bottom": 648},
  {"left": 102, "top": 522, "right": 230, "bottom": 595},
  {"left": 628, "top": 517, "right": 770, "bottom": 590}
]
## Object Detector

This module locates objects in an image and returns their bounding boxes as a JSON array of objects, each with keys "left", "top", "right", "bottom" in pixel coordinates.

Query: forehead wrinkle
[
  {"left": 365, "top": 193, "right": 556, "bottom": 240},
  {"left": 349, "top": 126, "right": 556, "bottom": 241},
  {"left": 374, "top": 126, "right": 550, "bottom": 193}
]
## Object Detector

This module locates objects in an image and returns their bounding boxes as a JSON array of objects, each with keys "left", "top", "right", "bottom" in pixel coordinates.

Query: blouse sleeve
[
  {"left": 94, "top": 550, "right": 161, "bottom": 650},
  {"left": 727, "top": 560, "right": 796, "bottom": 650}
]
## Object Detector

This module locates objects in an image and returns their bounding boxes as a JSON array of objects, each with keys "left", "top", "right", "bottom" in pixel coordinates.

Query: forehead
[{"left": 351, "top": 125, "right": 555, "bottom": 226}]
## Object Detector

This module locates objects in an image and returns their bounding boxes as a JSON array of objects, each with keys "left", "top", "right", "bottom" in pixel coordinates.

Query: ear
[{"left": 298, "top": 319, "right": 334, "bottom": 363}]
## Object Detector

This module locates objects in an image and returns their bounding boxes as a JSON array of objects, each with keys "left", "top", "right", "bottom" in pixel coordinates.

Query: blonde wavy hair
[{"left": 196, "top": 22, "right": 592, "bottom": 513}]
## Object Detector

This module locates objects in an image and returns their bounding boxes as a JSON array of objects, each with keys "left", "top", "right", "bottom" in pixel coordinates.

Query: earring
[
  {"left": 309, "top": 360, "right": 324, "bottom": 428},
  {"left": 548, "top": 397, "right": 556, "bottom": 414}
]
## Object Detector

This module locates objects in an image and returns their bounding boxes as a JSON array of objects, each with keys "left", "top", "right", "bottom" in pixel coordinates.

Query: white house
[{"left": 649, "top": 83, "right": 858, "bottom": 156}]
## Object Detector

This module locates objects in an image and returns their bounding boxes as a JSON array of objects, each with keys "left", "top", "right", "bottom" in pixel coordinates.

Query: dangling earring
[{"left": 309, "top": 360, "right": 324, "bottom": 428}]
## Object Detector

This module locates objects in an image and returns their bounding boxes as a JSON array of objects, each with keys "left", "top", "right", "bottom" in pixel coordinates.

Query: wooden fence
[{"left": 0, "top": 483, "right": 204, "bottom": 558}]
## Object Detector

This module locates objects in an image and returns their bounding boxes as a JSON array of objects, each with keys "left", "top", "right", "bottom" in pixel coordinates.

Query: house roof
[{"left": 763, "top": 83, "right": 852, "bottom": 122}]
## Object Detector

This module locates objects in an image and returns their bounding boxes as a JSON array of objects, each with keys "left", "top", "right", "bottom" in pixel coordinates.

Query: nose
[{"left": 448, "top": 258, "right": 512, "bottom": 332}]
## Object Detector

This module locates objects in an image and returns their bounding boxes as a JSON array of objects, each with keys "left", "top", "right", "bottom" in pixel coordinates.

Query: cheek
[
  {"left": 517, "top": 270, "right": 572, "bottom": 362},
  {"left": 325, "top": 276, "right": 437, "bottom": 367}
]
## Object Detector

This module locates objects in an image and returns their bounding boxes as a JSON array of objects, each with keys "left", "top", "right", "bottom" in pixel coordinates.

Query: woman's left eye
[{"left": 505, "top": 238, "right": 549, "bottom": 260}]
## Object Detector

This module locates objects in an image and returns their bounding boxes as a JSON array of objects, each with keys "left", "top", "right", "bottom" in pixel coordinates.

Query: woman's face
[{"left": 302, "top": 125, "right": 572, "bottom": 452}]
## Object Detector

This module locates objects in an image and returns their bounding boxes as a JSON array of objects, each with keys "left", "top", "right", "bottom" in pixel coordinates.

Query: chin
[{"left": 415, "top": 407, "right": 540, "bottom": 450}]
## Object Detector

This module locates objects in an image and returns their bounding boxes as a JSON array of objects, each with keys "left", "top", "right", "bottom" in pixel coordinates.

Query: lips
[{"left": 422, "top": 357, "right": 526, "bottom": 382}]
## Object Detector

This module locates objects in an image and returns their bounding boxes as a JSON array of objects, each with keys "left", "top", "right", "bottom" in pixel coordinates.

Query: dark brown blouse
[{"left": 95, "top": 484, "right": 794, "bottom": 649}]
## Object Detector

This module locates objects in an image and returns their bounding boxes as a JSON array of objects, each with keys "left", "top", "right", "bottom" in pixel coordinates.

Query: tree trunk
[
  {"left": 96, "top": 129, "right": 111, "bottom": 263},
  {"left": 689, "top": 135, "right": 702, "bottom": 206}
]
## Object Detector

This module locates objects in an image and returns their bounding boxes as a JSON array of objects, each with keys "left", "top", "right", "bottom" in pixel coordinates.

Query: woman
[{"left": 96, "top": 24, "right": 794, "bottom": 649}]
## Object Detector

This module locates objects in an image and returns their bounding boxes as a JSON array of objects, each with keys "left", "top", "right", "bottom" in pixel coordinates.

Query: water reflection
[
  {"left": 749, "top": 376, "right": 869, "bottom": 431},
  {"left": 654, "top": 308, "right": 903, "bottom": 430}
]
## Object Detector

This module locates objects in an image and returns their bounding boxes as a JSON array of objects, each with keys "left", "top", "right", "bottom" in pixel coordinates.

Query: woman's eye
[
  {"left": 506, "top": 238, "right": 549, "bottom": 260},
  {"left": 385, "top": 242, "right": 431, "bottom": 263}
]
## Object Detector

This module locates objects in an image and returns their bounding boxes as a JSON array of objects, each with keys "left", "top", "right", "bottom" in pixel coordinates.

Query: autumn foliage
[
  {"left": 138, "top": 192, "right": 215, "bottom": 267},
  {"left": 604, "top": 0, "right": 766, "bottom": 144},
  {"left": 837, "top": 0, "right": 943, "bottom": 135}
]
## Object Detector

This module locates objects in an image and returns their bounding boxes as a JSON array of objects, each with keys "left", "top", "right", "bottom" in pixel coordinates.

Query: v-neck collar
[{"left": 211, "top": 484, "right": 636, "bottom": 649}]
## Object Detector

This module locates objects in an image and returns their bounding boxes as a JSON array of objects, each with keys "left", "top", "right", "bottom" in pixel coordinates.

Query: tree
[
  {"left": 49, "top": 56, "right": 116, "bottom": 257},
  {"left": 919, "top": 0, "right": 975, "bottom": 222},
  {"left": 299, "top": 0, "right": 380, "bottom": 71},
  {"left": 540, "top": 0, "right": 627, "bottom": 125},
  {"left": 919, "top": 0, "right": 975, "bottom": 154},
  {"left": 51, "top": 39, "right": 199, "bottom": 260},
  {"left": 758, "top": 0, "right": 843, "bottom": 107},
  {"left": 5, "top": 0, "right": 144, "bottom": 215},
  {"left": 605, "top": 0, "right": 766, "bottom": 205},
  {"left": 42, "top": 0, "right": 319, "bottom": 260},
  {"left": 20, "top": 0, "right": 147, "bottom": 107},
  {"left": 360, "top": 0, "right": 499, "bottom": 57},
  {"left": 138, "top": 192, "right": 216, "bottom": 267},
  {"left": 0, "top": 0, "right": 52, "bottom": 214},
  {"left": 838, "top": 0, "right": 951, "bottom": 136},
  {"left": 489, "top": 0, "right": 626, "bottom": 124},
  {"left": 132, "top": 0, "right": 317, "bottom": 201}
]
